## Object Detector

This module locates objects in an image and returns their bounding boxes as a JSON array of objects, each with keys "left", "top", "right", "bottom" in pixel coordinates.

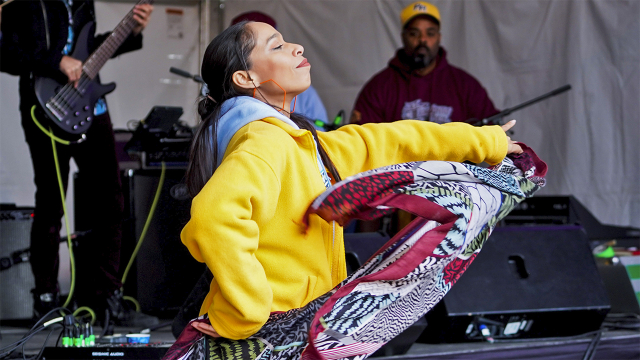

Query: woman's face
[{"left": 245, "top": 22, "right": 311, "bottom": 104}]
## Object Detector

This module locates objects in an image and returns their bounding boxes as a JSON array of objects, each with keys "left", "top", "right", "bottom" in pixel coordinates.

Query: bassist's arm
[{"left": 0, "top": 2, "right": 65, "bottom": 77}]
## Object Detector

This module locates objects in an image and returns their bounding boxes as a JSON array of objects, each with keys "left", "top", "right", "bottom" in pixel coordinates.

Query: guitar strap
[{"left": 61, "top": 0, "right": 74, "bottom": 55}]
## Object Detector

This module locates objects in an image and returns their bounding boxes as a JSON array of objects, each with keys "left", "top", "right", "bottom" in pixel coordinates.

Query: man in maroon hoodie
[{"left": 351, "top": 1, "right": 499, "bottom": 125}]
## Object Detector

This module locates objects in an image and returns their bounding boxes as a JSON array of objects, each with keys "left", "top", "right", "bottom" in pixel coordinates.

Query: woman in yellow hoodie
[{"left": 175, "top": 20, "right": 524, "bottom": 357}]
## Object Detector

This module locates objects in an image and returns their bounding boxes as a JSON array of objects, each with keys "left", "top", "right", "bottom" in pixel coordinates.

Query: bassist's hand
[
  {"left": 132, "top": 4, "right": 154, "bottom": 35},
  {"left": 60, "top": 56, "right": 83, "bottom": 87}
]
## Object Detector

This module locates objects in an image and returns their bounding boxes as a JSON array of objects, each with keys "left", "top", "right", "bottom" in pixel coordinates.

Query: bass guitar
[{"left": 34, "top": 0, "right": 153, "bottom": 137}]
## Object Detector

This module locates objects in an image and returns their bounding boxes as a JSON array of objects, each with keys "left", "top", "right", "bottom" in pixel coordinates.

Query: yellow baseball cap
[{"left": 400, "top": 1, "right": 441, "bottom": 28}]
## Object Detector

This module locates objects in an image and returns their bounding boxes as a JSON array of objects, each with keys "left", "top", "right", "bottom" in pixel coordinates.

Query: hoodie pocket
[{"left": 301, "top": 275, "right": 318, "bottom": 307}]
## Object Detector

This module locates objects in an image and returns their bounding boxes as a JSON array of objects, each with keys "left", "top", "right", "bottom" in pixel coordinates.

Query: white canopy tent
[
  {"left": 0, "top": 0, "right": 638, "bottom": 229},
  {"left": 220, "top": 0, "right": 640, "bottom": 228}
]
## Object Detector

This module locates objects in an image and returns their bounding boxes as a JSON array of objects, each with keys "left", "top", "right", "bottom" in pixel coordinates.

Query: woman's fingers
[
  {"left": 501, "top": 119, "right": 516, "bottom": 132},
  {"left": 191, "top": 321, "right": 221, "bottom": 337},
  {"left": 508, "top": 139, "right": 523, "bottom": 154},
  {"left": 500, "top": 120, "right": 523, "bottom": 154}
]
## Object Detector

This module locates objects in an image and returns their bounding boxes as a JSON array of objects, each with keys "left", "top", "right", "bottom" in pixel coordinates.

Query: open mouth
[{"left": 297, "top": 58, "right": 310, "bottom": 68}]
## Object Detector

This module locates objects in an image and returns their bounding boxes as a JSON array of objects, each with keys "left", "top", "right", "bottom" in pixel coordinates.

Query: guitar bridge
[{"left": 46, "top": 101, "right": 67, "bottom": 122}]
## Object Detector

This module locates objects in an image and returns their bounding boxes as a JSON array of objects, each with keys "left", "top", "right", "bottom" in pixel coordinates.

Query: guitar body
[{"left": 34, "top": 21, "right": 116, "bottom": 137}]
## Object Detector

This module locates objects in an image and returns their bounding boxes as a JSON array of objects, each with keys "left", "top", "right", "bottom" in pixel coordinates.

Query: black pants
[{"left": 20, "top": 97, "right": 124, "bottom": 306}]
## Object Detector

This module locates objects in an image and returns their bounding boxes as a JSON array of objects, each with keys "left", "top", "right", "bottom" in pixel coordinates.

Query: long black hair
[{"left": 186, "top": 21, "right": 341, "bottom": 197}]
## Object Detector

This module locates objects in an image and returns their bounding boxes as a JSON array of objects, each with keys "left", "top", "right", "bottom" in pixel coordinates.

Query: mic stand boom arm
[
  {"left": 474, "top": 84, "right": 572, "bottom": 126},
  {"left": 169, "top": 67, "right": 204, "bottom": 84},
  {"left": 169, "top": 66, "right": 208, "bottom": 96}
]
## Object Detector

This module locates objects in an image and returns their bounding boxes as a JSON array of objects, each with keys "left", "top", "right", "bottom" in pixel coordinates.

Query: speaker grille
[
  {"left": 421, "top": 225, "right": 610, "bottom": 342},
  {"left": 0, "top": 209, "right": 35, "bottom": 320},
  {"left": 128, "top": 170, "right": 203, "bottom": 315}
]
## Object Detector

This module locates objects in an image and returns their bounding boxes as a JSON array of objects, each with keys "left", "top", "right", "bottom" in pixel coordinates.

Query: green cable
[
  {"left": 121, "top": 161, "right": 166, "bottom": 287},
  {"left": 47, "top": 122, "right": 76, "bottom": 309},
  {"left": 122, "top": 295, "right": 141, "bottom": 312},
  {"left": 30, "top": 106, "right": 71, "bottom": 145},
  {"left": 31, "top": 106, "right": 85, "bottom": 316},
  {"left": 32, "top": 105, "right": 166, "bottom": 314},
  {"left": 73, "top": 306, "right": 96, "bottom": 325}
]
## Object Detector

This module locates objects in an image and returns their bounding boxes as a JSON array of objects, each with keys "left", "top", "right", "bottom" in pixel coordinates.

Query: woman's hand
[
  {"left": 501, "top": 120, "right": 523, "bottom": 155},
  {"left": 191, "top": 321, "right": 222, "bottom": 338}
]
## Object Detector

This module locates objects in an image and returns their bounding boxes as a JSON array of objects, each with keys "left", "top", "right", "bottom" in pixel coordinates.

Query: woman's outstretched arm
[{"left": 318, "top": 120, "right": 515, "bottom": 178}]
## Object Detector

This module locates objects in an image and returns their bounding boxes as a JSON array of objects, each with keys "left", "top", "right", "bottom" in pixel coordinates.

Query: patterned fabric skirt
[{"left": 163, "top": 144, "right": 547, "bottom": 360}]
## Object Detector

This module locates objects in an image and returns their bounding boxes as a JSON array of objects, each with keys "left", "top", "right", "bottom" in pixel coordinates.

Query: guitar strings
[
  {"left": 50, "top": 0, "right": 150, "bottom": 109},
  {"left": 49, "top": 7, "right": 139, "bottom": 123},
  {"left": 51, "top": 76, "right": 89, "bottom": 115},
  {"left": 57, "top": 9, "right": 137, "bottom": 104},
  {"left": 53, "top": 34, "right": 120, "bottom": 109}
]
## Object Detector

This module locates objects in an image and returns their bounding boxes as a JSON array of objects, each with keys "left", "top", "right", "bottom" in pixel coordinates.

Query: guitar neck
[{"left": 83, "top": 0, "right": 153, "bottom": 79}]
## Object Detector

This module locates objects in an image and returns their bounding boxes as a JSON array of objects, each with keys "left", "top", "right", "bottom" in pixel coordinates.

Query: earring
[{"left": 252, "top": 79, "right": 287, "bottom": 111}]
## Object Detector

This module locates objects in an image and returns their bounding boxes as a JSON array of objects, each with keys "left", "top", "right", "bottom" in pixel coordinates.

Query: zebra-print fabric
[{"left": 162, "top": 143, "right": 546, "bottom": 360}]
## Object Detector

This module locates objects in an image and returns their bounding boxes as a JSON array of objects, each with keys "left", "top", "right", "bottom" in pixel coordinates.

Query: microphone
[
  {"left": 169, "top": 67, "right": 191, "bottom": 78},
  {"left": 169, "top": 67, "right": 205, "bottom": 84}
]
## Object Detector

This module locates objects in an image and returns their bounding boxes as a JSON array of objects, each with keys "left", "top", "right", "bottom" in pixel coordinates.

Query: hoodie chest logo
[{"left": 401, "top": 99, "right": 452, "bottom": 124}]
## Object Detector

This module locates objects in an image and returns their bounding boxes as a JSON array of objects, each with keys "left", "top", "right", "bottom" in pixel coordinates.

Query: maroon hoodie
[{"left": 352, "top": 47, "right": 499, "bottom": 124}]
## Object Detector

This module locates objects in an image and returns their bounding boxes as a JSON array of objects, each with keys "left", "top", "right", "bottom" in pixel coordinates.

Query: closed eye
[{"left": 272, "top": 44, "right": 283, "bottom": 51}]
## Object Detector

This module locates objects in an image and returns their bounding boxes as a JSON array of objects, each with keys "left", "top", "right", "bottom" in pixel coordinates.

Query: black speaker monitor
[
  {"left": 344, "top": 231, "right": 390, "bottom": 275},
  {"left": 420, "top": 226, "right": 611, "bottom": 343},
  {"left": 504, "top": 196, "right": 640, "bottom": 245},
  {"left": 124, "top": 169, "right": 204, "bottom": 315},
  {"left": 75, "top": 169, "right": 204, "bottom": 317}
]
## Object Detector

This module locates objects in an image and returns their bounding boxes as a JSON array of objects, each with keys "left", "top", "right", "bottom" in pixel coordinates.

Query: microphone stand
[
  {"left": 473, "top": 84, "right": 572, "bottom": 126},
  {"left": 169, "top": 67, "right": 208, "bottom": 96}
]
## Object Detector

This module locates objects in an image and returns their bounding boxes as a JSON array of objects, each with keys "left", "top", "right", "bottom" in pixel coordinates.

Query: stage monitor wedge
[
  {"left": 504, "top": 196, "right": 640, "bottom": 245},
  {"left": 419, "top": 225, "right": 610, "bottom": 343}
]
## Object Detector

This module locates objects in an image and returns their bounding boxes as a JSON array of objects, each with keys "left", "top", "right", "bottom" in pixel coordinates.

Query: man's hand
[
  {"left": 349, "top": 110, "right": 362, "bottom": 125},
  {"left": 191, "top": 321, "right": 221, "bottom": 338},
  {"left": 501, "top": 120, "right": 523, "bottom": 155},
  {"left": 132, "top": 4, "right": 153, "bottom": 35},
  {"left": 59, "top": 55, "right": 83, "bottom": 85}
]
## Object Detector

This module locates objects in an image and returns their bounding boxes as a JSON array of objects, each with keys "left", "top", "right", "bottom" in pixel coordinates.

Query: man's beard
[{"left": 403, "top": 45, "right": 437, "bottom": 70}]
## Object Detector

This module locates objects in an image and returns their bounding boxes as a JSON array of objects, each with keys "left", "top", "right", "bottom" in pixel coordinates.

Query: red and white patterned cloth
[{"left": 164, "top": 143, "right": 547, "bottom": 360}]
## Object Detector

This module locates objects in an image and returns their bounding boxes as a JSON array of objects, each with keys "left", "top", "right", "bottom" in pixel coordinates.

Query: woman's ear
[{"left": 232, "top": 70, "right": 257, "bottom": 90}]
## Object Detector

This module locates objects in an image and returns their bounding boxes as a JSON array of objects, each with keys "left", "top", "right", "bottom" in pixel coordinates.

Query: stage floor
[{"left": 1, "top": 320, "right": 638, "bottom": 359}]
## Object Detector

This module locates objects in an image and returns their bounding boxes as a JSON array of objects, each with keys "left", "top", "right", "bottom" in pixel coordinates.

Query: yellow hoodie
[{"left": 181, "top": 118, "right": 508, "bottom": 340}]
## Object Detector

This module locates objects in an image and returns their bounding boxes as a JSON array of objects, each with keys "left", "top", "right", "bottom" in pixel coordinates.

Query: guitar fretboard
[{"left": 83, "top": 0, "right": 153, "bottom": 79}]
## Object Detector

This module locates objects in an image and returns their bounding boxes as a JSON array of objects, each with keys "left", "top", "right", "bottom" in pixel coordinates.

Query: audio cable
[
  {"left": 31, "top": 106, "right": 78, "bottom": 311},
  {"left": 120, "top": 161, "right": 166, "bottom": 310},
  {"left": 30, "top": 105, "right": 166, "bottom": 323}
]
